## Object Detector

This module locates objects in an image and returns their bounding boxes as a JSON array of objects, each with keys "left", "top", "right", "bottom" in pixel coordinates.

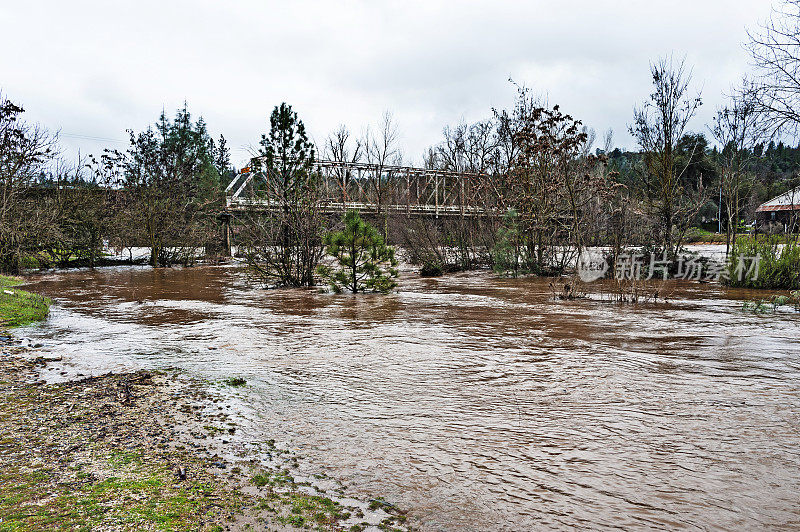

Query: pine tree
[
  {"left": 241, "top": 103, "right": 324, "bottom": 287},
  {"left": 318, "top": 211, "right": 398, "bottom": 293}
]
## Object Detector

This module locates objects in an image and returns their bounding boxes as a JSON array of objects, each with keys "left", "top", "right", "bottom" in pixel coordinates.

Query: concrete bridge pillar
[{"left": 221, "top": 212, "right": 232, "bottom": 257}]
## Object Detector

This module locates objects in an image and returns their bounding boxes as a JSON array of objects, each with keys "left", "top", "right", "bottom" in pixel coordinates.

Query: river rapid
[{"left": 20, "top": 263, "right": 800, "bottom": 530}]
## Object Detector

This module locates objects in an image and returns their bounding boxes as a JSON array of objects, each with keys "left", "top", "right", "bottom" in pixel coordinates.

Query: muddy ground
[{"left": 0, "top": 339, "right": 410, "bottom": 531}]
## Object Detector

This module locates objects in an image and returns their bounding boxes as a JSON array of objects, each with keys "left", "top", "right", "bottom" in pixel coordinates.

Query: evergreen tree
[
  {"left": 100, "top": 104, "right": 229, "bottom": 267},
  {"left": 317, "top": 211, "right": 398, "bottom": 293},
  {"left": 241, "top": 103, "right": 324, "bottom": 287}
]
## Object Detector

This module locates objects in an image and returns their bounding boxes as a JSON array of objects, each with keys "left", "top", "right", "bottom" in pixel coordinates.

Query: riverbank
[
  {"left": 0, "top": 342, "right": 410, "bottom": 531},
  {"left": 0, "top": 275, "right": 51, "bottom": 327}
]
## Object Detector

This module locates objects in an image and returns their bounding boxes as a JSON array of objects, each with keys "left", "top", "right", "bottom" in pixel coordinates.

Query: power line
[{"left": 60, "top": 132, "right": 127, "bottom": 144}]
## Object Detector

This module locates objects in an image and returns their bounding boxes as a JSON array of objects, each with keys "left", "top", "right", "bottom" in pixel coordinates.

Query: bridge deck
[{"left": 225, "top": 198, "right": 486, "bottom": 217}]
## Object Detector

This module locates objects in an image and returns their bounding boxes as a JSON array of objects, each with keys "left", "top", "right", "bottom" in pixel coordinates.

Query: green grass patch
[
  {"left": 0, "top": 459, "right": 235, "bottom": 531},
  {"left": 251, "top": 469, "right": 293, "bottom": 488},
  {"left": 224, "top": 377, "right": 246, "bottom": 387},
  {"left": 684, "top": 227, "right": 727, "bottom": 243},
  {"left": 0, "top": 275, "right": 51, "bottom": 327},
  {"left": 275, "top": 493, "right": 348, "bottom": 527},
  {"left": 108, "top": 450, "right": 144, "bottom": 468}
]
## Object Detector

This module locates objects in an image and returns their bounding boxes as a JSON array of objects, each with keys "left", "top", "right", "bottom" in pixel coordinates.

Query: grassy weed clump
[{"left": 742, "top": 291, "right": 800, "bottom": 313}]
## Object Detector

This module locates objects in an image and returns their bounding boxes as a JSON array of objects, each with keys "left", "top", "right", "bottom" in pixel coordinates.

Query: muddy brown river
[{"left": 20, "top": 265, "right": 800, "bottom": 530}]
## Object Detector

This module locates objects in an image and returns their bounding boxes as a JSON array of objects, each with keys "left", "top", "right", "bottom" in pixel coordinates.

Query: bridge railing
[{"left": 226, "top": 158, "right": 496, "bottom": 217}]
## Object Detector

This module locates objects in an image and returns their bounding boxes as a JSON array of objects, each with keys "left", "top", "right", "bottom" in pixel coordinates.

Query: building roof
[{"left": 756, "top": 186, "right": 800, "bottom": 212}]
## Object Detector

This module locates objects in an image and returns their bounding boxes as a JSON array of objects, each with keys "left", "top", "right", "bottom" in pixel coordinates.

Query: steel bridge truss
[{"left": 225, "top": 159, "right": 493, "bottom": 217}]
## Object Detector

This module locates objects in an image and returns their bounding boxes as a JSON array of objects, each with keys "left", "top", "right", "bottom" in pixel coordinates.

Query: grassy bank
[
  {"left": 0, "top": 350, "right": 411, "bottom": 531},
  {"left": 0, "top": 275, "right": 51, "bottom": 327}
]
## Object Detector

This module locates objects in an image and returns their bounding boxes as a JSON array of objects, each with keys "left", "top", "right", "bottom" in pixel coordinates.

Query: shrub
[
  {"left": 742, "top": 291, "right": 800, "bottom": 313},
  {"left": 492, "top": 210, "right": 526, "bottom": 277},
  {"left": 684, "top": 227, "right": 726, "bottom": 244},
  {"left": 726, "top": 236, "right": 800, "bottom": 289}
]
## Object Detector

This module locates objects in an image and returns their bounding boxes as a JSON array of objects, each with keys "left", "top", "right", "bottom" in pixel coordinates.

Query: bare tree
[
  {"left": 629, "top": 57, "right": 704, "bottom": 258},
  {"left": 465, "top": 120, "right": 497, "bottom": 174},
  {"left": 580, "top": 126, "right": 597, "bottom": 158},
  {"left": 745, "top": 0, "right": 800, "bottom": 241},
  {"left": 363, "top": 112, "right": 400, "bottom": 216},
  {"left": 427, "top": 119, "right": 499, "bottom": 269},
  {"left": 710, "top": 83, "right": 759, "bottom": 255},
  {"left": 437, "top": 122, "right": 469, "bottom": 173},
  {"left": 323, "top": 125, "right": 362, "bottom": 204},
  {"left": 602, "top": 129, "right": 614, "bottom": 154},
  {"left": 493, "top": 104, "right": 522, "bottom": 178},
  {"left": 746, "top": 0, "right": 800, "bottom": 137},
  {"left": 45, "top": 155, "right": 116, "bottom": 268},
  {"left": 437, "top": 119, "right": 496, "bottom": 190}
]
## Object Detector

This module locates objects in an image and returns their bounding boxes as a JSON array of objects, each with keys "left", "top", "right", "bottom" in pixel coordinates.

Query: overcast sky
[{"left": 0, "top": 0, "right": 777, "bottom": 167}]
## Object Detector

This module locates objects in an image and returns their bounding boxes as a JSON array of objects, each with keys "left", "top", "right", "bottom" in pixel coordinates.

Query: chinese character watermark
[{"left": 576, "top": 251, "right": 762, "bottom": 283}]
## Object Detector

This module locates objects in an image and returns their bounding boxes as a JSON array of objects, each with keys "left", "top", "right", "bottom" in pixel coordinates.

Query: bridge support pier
[{"left": 221, "top": 212, "right": 232, "bottom": 257}]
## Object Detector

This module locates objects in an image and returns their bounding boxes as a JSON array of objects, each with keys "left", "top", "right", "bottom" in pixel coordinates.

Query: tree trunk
[{"left": 351, "top": 239, "right": 358, "bottom": 293}]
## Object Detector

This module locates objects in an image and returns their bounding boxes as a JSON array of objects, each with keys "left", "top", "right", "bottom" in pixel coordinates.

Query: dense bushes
[
  {"left": 726, "top": 236, "right": 800, "bottom": 289},
  {"left": 0, "top": 95, "right": 57, "bottom": 273},
  {"left": 397, "top": 215, "right": 495, "bottom": 277},
  {"left": 99, "top": 106, "right": 231, "bottom": 268}
]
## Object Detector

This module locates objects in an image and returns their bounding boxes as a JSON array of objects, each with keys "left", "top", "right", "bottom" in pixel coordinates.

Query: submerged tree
[
  {"left": 317, "top": 211, "right": 398, "bottom": 293},
  {"left": 100, "top": 105, "right": 229, "bottom": 267},
  {"left": 435, "top": 119, "right": 498, "bottom": 271},
  {"left": 630, "top": 57, "right": 704, "bottom": 258},
  {"left": 710, "top": 85, "right": 759, "bottom": 255},
  {"left": 240, "top": 103, "right": 324, "bottom": 287},
  {"left": 496, "top": 85, "right": 612, "bottom": 274}
]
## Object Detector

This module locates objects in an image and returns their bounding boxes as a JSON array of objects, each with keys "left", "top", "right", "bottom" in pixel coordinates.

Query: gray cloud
[{"left": 0, "top": 0, "right": 775, "bottom": 167}]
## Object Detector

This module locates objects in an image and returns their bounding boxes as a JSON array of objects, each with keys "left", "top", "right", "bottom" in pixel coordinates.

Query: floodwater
[{"left": 20, "top": 263, "right": 800, "bottom": 530}]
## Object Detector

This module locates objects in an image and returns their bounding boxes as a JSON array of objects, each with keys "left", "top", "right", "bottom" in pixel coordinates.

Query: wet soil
[{"left": 0, "top": 340, "right": 410, "bottom": 531}]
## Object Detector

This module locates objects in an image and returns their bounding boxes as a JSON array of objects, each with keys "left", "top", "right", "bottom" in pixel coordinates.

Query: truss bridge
[{"left": 225, "top": 159, "right": 493, "bottom": 218}]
